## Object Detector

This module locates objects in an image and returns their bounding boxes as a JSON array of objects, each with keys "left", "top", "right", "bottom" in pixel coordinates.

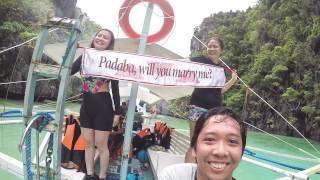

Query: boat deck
[{"left": 103, "top": 157, "right": 154, "bottom": 180}]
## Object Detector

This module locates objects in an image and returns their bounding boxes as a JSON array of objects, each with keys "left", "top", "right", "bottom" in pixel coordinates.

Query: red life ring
[{"left": 119, "top": 0, "right": 174, "bottom": 43}]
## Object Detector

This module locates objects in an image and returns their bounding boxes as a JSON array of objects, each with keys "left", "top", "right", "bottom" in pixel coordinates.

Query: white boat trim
[
  {"left": 246, "top": 146, "right": 320, "bottom": 163},
  {"left": 0, "top": 120, "right": 23, "bottom": 125},
  {"left": 242, "top": 157, "right": 308, "bottom": 180},
  {"left": 0, "top": 151, "right": 85, "bottom": 180}
]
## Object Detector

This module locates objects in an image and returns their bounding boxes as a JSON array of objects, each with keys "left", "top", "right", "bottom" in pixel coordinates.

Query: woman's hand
[
  {"left": 222, "top": 69, "right": 238, "bottom": 93},
  {"left": 230, "top": 69, "right": 238, "bottom": 83},
  {"left": 112, "top": 115, "right": 120, "bottom": 127}
]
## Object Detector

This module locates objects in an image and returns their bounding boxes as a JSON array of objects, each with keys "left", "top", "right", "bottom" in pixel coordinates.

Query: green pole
[
  {"left": 22, "top": 29, "right": 49, "bottom": 180},
  {"left": 119, "top": 3, "right": 154, "bottom": 180},
  {"left": 52, "top": 19, "right": 84, "bottom": 180}
]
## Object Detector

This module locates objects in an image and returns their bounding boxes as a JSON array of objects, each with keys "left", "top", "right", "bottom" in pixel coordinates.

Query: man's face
[{"left": 192, "top": 115, "right": 243, "bottom": 180}]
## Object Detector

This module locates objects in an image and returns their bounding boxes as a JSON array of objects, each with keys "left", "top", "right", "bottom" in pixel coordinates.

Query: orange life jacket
[
  {"left": 115, "top": 143, "right": 133, "bottom": 160},
  {"left": 61, "top": 115, "right": 85, "bottom": 171},
  {"left": 154, "top": 121, "right": 162, "bottom": 132},
  {"left": 137, "top": 128, "right": 151, "bottom": 139}
]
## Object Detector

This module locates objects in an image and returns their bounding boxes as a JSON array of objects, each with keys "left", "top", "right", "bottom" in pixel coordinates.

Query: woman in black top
[
  {"left": 71, "top": 29, "right": 121, "bottom": 180},
  {"left": 185, "top": 37, "right": 238, "bottom": 163}
]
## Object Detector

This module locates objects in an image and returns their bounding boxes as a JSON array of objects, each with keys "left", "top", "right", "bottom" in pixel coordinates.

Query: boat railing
[{"left": 146, "top": 127, "right": 190, "bottom": 179}]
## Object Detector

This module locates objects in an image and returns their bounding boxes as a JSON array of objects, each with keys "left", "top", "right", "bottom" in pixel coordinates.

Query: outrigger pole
[
  {"left": 119, "top": 3, "right": 154, "bottom": 180},
  {"left": 20, "top": 15, "right": 85, "bottom": 179}
]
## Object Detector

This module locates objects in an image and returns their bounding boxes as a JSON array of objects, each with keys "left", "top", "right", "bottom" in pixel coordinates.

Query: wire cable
[{"left": 0, "top": 28, "right": 58, "bottom": 55}]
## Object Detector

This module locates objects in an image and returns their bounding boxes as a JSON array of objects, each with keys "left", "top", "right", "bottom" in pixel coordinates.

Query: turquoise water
[
  {"left": 234, "top": 131, "right": 320, "bottom": 179},
  {"left": 1, "top": 101, "right": 320, "bottom": 179}
]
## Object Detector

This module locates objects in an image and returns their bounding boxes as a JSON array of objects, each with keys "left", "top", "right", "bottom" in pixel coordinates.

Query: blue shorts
[{"left": 188, "top": 105, "right": 208, "bottom": 122}]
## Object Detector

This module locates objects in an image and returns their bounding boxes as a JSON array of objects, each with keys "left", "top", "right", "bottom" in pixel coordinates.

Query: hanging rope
[
  {"left": 116, "top": 0, "right": 175, "bottom": 45},
  {"left": 33, "top": 93, "right": 82, "bottom": 109},
  {"left": 243, "top": 121, "right": 319, "bottom": 159},
  {"left": 1, "top": 27, "right": 58, "bottom": 117},
  {"left": 25, "top": 128, "right": 32, "bottom": 180},
  {"left": 116, "top": 0, "right": 136, "bottom": 37},
  {"left": 0, "top": 78, "right": 57, "bottom": 86},
  {"left": 45, "top": 134, "right": 54, "bottom": 179},
  {"left": 0, "top": 28, "right": 58, "bottom": 55},
  {"left": 24, "top": 112, "right": 55, "bottom": 179},
  {"left": 137, "top": 0, "right": 176, "bottom": 45}
]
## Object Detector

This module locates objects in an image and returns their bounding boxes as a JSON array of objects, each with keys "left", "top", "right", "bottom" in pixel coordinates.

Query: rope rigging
[
  {"left": 23, "top": 112, "right": 55, "bottom": 180},
  {"left": 117, "top": 0, "right": 175, "bottom": 44},
  {"left": 0, "top": 28, "right": 58, "bottom": 55},
  {"left": 243, "top": 121, "right": 319, "bottom": 160}
]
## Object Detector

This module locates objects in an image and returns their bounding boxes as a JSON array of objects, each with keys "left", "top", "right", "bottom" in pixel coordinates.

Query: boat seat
[{"left": 147, "top": 130, "right": 190, "bottom": 179}]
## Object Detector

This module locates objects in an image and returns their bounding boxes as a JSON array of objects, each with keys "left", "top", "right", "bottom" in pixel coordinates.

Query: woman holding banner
[
  {"left": 185, "top": 36, "right": 238, "bottom": 163},
  {"left": 71, "top": 29, "right": 121, "bottom": 180}
]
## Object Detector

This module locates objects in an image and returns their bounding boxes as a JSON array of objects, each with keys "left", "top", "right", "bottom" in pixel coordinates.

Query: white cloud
[{"left": 77, "top": 0, "right": 256, "bottom": 57}]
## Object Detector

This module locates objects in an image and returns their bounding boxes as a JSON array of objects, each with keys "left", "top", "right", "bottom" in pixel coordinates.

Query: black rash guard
[
  {"left": 71, "top": 56, "right": 121, "bottom": 131},
  {"left": 71, "top": 56, "right": 121, "bottom": 114},
  {"left": 189, "top": 56, "right": 224, "bottom": 110}
]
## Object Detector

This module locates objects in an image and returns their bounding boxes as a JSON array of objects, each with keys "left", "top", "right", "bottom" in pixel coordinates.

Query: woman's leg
[
  {"left": 184, "top": 121, "right": 196, "bottom": 163},
  {"left": 95, "top": 130, "right": 111, "bottom": 179},
  {"left": 81, "top": 127, "right": 95, "bottom": 175}
]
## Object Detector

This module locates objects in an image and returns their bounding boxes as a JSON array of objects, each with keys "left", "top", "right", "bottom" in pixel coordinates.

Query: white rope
[
  {"left": 33, "top": 93, "right": 82, "bottom": 109},
  {"left": 156, "top": 16, "right": 176, "bottom": 46},
  {"left": 115, "top": 0, "right": 135, "bottom": 39},
  {"left": 0, "top": 78, "right": 57, "bottom": 86},
  {"left": 118, "top": 0, "right": 136, "bottom": 21},
  {"left": 138, "top": 0, "right": 175, "bottom": 19},
  {"left": 116, "top": 0, "right": 175, "bottom": 45},
  {"left": 116, "top": 0, "right": 136, "bottom": 38},
  {"left": 246, "top": 146, "right": 320, "bottom": 163},
  {"left": 138, "top": 0, "right": 176, "bottom": 46},
  {"left": 0, "top": 28, "right": 59, "bottom": 55},
  {"left": 191, "top": 35, "right": 320, "bottom": 156},
  {"left": 243, "top": 121, "right": 319, "bottom": 159}
]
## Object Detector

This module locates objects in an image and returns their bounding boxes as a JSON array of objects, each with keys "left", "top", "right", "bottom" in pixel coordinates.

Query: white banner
[{"left": 81, "top": 48, "right": 226, "bottom": 87}]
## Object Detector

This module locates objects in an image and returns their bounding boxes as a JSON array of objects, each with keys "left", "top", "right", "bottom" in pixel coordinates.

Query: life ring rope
[
  {"left": 118, "top": 0, "right": 175, "bottom": 43},
  {"left": 137, "top": 0, "right": 175, "bottom": 19}
]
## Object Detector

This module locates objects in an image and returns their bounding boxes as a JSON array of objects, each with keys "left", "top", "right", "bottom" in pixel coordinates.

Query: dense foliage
[
  {"left": 0, "top": 0, "right": 100, "bottom": 97},
  {"left": 0, "top": 0, "right": 100, "bottom": 46},
  {"left": 170, "top": 0, "right": 320, "bottom": 140}
]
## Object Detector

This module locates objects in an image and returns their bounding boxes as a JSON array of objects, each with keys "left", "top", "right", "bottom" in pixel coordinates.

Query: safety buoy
[{"left": 119, "top": 0, "right": 174, "bottom": 43}]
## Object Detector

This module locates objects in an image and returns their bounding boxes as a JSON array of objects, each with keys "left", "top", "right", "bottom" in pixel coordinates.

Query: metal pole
[
  {"left": 22, "top": 29, "right": 49, "bottom": 180},
  {"left": 52, "top": 20, "right": 83, "bottom": 180},
  {"left": 120, "top": 3, "right": 154, "bottom": 180}
]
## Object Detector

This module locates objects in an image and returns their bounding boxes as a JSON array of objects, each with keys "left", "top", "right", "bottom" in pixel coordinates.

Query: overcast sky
[{"left": 77, "top": 0, "right": 257, "bottom": 57}]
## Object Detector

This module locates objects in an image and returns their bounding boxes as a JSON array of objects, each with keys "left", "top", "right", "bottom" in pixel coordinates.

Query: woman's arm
[
  {"left": 111, "top": 80, "right": 121, "bottom": 114},
  {"left": 70, "top": 56, "right": 82, "bottom": 75},
  {"left": 111, "top": 80, "right": 121, "bottom": 127},
  {"left": 222, "top": 70, "right": 237, "bottom": 93}
]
